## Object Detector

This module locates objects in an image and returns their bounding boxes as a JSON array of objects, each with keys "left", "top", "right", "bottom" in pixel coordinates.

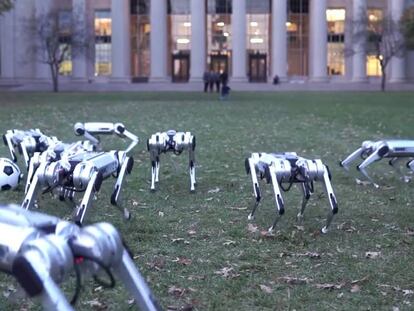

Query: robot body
[
  {"left": 246, "top": 152, "right": 338, "bottom": 233},
  {"left": 340, "top": 139, "right": 414, "bottom": 187},
  {"left": 147, "top": 130, "right": 196, "bottom": 191}
]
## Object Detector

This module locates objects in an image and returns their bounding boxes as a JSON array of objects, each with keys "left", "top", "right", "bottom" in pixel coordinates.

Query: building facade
[{"left": 1, "top": 0, "right": 414, "bottom": 84}]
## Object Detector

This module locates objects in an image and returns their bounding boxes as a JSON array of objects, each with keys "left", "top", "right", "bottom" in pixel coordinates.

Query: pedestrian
[
  {"left": 214, "top": 72, "right": 221, "bottom": 93},
  {"left": 203, "top": 70, "right": 210, "bottom": 92},
  {"left": 219, "top": 70, "right": 228, "bottom": 87},
  {"left": 220, "top": 84, "right": 231, "bottom": 101},
  {"left": 209, "top": 70, "right": 214, "bottom": 92}
]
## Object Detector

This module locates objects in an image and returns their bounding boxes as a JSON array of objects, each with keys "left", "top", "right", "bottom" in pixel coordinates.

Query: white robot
[
  {"left": 74, "top": 122, "right": 139, "bottom": 154},
  {"left": 340, "top": 140, "right": 414, "bottom": 187},
  {"left": 245, "top": 152, "right": 338, "bottom": 234},
  {"left": 3, "top": 128, "right": 59, "bottom": 169},
  {"left": 0, "top": 204, "right": 161, "bottom": 311},
  {"left": 147, "top": 130, "right": 196, "bottom": 191},
  {"left": 22, "top": 149, "right": 134, "bottom": 224}
]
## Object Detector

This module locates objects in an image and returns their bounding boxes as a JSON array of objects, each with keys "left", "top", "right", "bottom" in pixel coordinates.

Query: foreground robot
[
  {"left": 245, "top": 152, "right": 338, "bottom": 233},
  {"left": 147, "top": 130, "right": 196, "bottom": 191},
  {"left": 340, "top": 140, "right": 414, "bottom": 187},
  {"left": 22, "top": 122, "right": 138, "bottom": 224},
  {"left": 0, "top": 205, "right": 161, "bottom": 311},
  {"left": 3, "top": 128, "right": 59, "bottom": 168},
  {"left": 22, "top": 149, "right": 134, "bottom": 224}
]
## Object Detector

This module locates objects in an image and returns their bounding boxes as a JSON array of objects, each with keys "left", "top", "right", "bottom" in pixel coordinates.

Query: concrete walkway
[{"left": 0, "top": 80, "right": 413, "bottom": 92}]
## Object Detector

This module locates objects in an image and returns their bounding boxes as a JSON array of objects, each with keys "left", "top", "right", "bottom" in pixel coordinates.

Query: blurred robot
[
  {"left": 245, "top": 152, "right": 338, "bottom": 234},
  {"left": 147, "top": 130, "right": 196, "bottom": 191},
  {"left": 340, "top": 140, "right": 414, "bottom": 187},
  {"left": 0, "top": 204, "right": 161, "bottom": 311}
]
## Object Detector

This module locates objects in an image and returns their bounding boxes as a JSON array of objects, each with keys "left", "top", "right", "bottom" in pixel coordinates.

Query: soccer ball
[{"left": 0, "top": 158, "right": 21, "bottom": 190}]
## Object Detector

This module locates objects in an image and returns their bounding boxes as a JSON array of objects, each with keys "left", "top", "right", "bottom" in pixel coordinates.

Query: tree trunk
[
  {"left": 380, "top": 64, "right": 386, "bottom": 92},
  {"left": 50, "top": 63, "right": 59, "bottom": 92}
]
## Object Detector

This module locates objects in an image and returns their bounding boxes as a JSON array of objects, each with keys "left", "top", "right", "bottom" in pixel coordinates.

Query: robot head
[{"left": 0, "top": 158, "right": 22, "bottom": 190}]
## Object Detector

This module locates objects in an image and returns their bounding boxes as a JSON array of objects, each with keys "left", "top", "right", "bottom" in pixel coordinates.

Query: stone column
[
  {"left": 35, "top": 0, "right": 52, "bottom": 80},
  {"left": 72, "top": 0, "right": 89, "bottom": 81},
  {"left": 0, "top": 10, "right": 15, "bottom": 79},
  {"left": 150, "top": 0, "right": 168, "bottom": 82},
  {"left": 389, "top": 0, "right": 406, "bottom": 83},
  {"left": 231, "top": 0, "right": 247, "bottom": 81},
  {"left": 271, "top": 0, "right": 288, "bottom": 82},
  {"left": 189, "top": 0, "right": 206, "bottom": 82},
  {"left": 352, "top": 0, "right": 367, "bottom": 82},
  {"left": 309, "top": 0, "right": 328, "bottom": 81},
  {"left": 111, "top": 0, "right": 131, "bottom": 82}
]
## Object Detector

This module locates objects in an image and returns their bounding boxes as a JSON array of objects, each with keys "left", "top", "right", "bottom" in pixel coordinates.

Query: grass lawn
[{"left": 0, "top": 91, "right": 413, "bottom": 311}]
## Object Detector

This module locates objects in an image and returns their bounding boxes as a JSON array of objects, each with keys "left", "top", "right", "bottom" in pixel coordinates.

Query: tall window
[
  {"left": 327, "top": 8, "right": 345, "bottom": 76},
  {"left": 169, "top": 0, "right": 191, "bottom": 53},
  {"left": 246, "top": 1, "right": 270, "bottom": 53},
  {"left": 59, "top": 10, "right": 72, "bottom": 76},
  {"left": 287, "top": 0, "right": 309, "bottom": 76},
  {"left": 94, "top": 10, "right": 112, "bottom": 76},
  {"left": 131, "top": 0, "right": 150, "bottom": 79},
  {"left": 366, "top": 8, "right": 383, "bottom": 76},
  {"left": 207, "top": 0, "right": 232, "bottom": 73}
]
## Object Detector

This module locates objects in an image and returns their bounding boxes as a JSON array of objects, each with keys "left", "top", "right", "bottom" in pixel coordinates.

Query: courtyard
[{"left": 0, "top": 91, "right": 413, "bottom": 310}]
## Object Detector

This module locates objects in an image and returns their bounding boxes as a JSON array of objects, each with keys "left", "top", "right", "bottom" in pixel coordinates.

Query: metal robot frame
[
  {"left": 245, "top": 152, "right": 338, "bottom": 234},
  {"left": 74, "top": 122, "right": 139, "bottom": 154},
  {"left": 0, "top": 204, "right": 161, "bottom": 311},
  {"left": 3, "top": 129, "right": 59, "bottom": 169},
  {"left": 340, "top": 139, "right": 414, "bottom": 188},
  {"left": 22, "top": 149, "right": 134, "bottom": 224},
  {"left": 147, "top": 130, "right": 196, "bottom": 191}
]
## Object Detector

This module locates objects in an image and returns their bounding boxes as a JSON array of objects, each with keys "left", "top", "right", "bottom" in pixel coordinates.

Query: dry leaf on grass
[
  {"left": 365, "top": 251, "right": 381, "bottom": 259},
  {"left": 83, "top": 298, "right": 108, "bottom": 310},
  {"left": 259, "top": 284, "right": 273, "bottom": 294},
  {"left": 350, "top": 284, "right": 361, "bottom": 293},
  {"left": 214, "top": 267, "right": 240, "bottom": 279},
  {"left": 247, "top": 223, "right": 258, "bottom": 233},
  {"left": 146, "top": 257, "right": 166, "bottom": 271},
  {"left": 223, "top": 240, "right": 236, "bottom": 246},
  {"left": 171, "top": 238, "right": 190, "bottom": 244},
  {"left": 207, "top": 187, "right": 220, "bottom": 194},
  {"left": 315, "top": 282, "right": 346, "bottom": 290},
  {"left": 187, "top": 229, "right": 197, "bottom": 236},
  {"left": 337, "top": 222, "right": 357, "bottom": 232},
  {"left": 277, "top": 276, "right": 313, "bottom": 285},
  {"left": 172, "top": 257, "right": 192, "bottom": 266}
]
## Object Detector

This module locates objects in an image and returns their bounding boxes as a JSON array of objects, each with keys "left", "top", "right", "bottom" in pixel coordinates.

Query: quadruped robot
[
  {"left": 22, "top": 122, "right": 139, "bottom": 224},
  {"left": 245, "top": 152, "right": 338, "bottom": 233},
  {"left": 0, "top": 205, "right": 161, "bottom": 311},
  {"left": 147, "top": 130, "right": 196, "bottom": 191},
  {"left": 340, "top": 140, "right": 414, "bottom": 187},
  {"left": 3, "top": 129, "right": 59, "bottom": 169}
]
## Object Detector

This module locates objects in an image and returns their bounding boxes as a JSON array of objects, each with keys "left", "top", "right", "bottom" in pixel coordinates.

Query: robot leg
[
  {"left": 339, "top": 147, "right": 363, "bottom": 171},
  {"left": 267, "top": 165, "right": 285, "bottom": 233},
  {"left": 356, "top": 150, "right": 383, "bottom": 188},
  {"left": 73, "top": 171, "right": 101, "bottom": 225},
  {"left": 321, "top": 166, "right": 338, "bottom": 234},
  {"left": 189, "top": 145, "right": 196, "bottom": 192},
  {"left": 296, "top": 182, "right": 311, "bottom": 224},
  {"left": 389, "top": 157, "right": 411, "bottom": 182},
  {"left": 111, "top": 156, "right": 134, "bottom": 220},
  {"left": 246, "top": 157, "right": 262, "bottom": 220}
]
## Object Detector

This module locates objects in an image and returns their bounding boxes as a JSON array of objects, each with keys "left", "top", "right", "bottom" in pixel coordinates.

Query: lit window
[
  {"left": 327, "top": 9, "right": 345, "bottom": 76},
  {"left": 58, "top": 10, "right": 72, "bottom": 76},
  {"left": 94, "top": 10, "right": 112, "bottom": 76}
]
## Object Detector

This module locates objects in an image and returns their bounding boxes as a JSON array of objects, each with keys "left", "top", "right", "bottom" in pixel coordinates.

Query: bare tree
[
  {"left": 0, "top": 0, "right": 13, "bottom": 14},
  {"left": 348, "top": 11, "right": 405, "bottom": 91},
  {"left": 28, "top": 4, "right": 92, "bottom": 92}
]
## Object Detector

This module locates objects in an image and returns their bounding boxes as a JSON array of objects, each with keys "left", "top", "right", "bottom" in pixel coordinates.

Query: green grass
[{"left": 0, "top": 91, "right": 414, "bottom": 310}]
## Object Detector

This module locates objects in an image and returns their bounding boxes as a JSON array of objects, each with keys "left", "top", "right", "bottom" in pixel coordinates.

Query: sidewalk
[{"left": 1, "top": 80, "right": 413, "bottom": 92}]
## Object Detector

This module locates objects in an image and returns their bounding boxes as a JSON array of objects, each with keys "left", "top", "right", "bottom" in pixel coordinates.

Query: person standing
[
  {"left": 203, "top": 71, "right": 210, "bottom": 92},
  {"left": 220, "top": 70, "right": 228, "bottom": 87},
  {"left": 214, "top": 72, "right": 221, "bottom": 92},
  {"left": 208, "top": 70, "right": 214, "bottom": 92}
]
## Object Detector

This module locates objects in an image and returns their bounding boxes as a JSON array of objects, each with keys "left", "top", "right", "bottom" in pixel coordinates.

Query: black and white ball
[{"left": 0, "top": 158, "right": 21, "bottom": 190}]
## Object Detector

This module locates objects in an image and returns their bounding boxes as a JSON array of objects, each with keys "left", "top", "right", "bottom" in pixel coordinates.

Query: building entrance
[
  {"left": 249, "top": 53, "right": 267, "bottom": 82},
  {"left": 210, "top": 54, "right": 228, "bottom": 74},
  {"left": 172, "top": 53, "right": 190, "bottom": 82}
]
